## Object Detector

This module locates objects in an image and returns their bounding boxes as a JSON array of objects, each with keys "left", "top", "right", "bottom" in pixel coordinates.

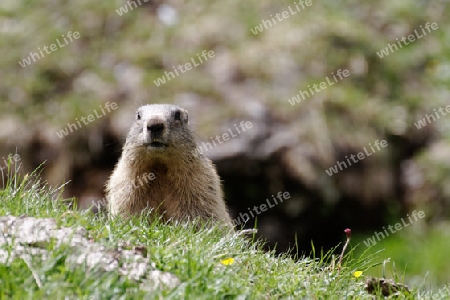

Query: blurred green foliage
[{"left": 1, "top": 0, "right": 450, "bottom": 289}]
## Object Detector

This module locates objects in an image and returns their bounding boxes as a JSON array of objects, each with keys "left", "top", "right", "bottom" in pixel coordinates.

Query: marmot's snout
[{"left": 143, "top": 116, "right": 167, "bottom": 148}]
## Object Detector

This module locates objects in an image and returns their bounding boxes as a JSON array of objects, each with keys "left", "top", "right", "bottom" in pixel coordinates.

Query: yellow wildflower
[
  {"left": 353, "top": 271, "right": 363, "bottom": 278},
  {"left": 220, "top": 257, "right": 234, "bottom": 266}
]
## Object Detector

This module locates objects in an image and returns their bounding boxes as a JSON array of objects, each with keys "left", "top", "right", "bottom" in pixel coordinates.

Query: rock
[{"left": 0, "top": 215, "right": 179, "bottom": 290}]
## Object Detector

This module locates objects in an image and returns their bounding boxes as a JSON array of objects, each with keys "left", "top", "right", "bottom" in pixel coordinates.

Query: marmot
[{"left": 106, "top": 104, "right": 232, "bottom": 226}]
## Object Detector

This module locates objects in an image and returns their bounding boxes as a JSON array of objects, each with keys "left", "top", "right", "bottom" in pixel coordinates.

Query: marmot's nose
[{"left": 147, "top": 123, "right": 164, "bottom": 134}]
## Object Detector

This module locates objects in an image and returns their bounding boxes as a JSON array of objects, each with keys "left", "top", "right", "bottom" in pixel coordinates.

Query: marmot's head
[{"left": 125, "top": 104, "right": 197, "bottom": 156}]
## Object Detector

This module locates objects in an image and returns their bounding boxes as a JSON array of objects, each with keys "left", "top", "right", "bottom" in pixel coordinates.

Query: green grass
[
  {"left": 354, "top": 223, "right": 450, "bottom": 288},
  {"left": 0, "top": 167, "right": 444, "bottom": 299}
]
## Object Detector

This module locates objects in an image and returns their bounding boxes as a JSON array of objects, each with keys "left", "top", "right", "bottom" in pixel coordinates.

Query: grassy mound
[{"left": 0, "top": 167, "right": 444, "bottom": 299}]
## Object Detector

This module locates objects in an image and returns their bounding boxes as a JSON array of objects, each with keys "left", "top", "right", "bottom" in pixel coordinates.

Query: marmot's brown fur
[{"left": 106, "top": 104, "right": 232, "bottom": 226}]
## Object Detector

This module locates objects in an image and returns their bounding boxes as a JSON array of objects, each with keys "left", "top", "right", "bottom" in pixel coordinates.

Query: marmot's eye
[
  {"left": 174, "top": 110, "right": 181, "bottom": 121},
  {"left": 136, "top": 111, "right": 141, "bottom": 120}
]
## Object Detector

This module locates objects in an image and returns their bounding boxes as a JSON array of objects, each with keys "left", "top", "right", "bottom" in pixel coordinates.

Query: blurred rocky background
[{"left": 1, "top": 0, "right": 449, "bottom": 285}]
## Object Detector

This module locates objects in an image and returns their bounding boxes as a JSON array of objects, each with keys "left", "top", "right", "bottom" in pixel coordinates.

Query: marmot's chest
[
  {"left": 132, "top": 180, "right": 188, "bottom": 220},
  {"left": 132, "top": 172, "right": 179, "bottom": 203}
]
